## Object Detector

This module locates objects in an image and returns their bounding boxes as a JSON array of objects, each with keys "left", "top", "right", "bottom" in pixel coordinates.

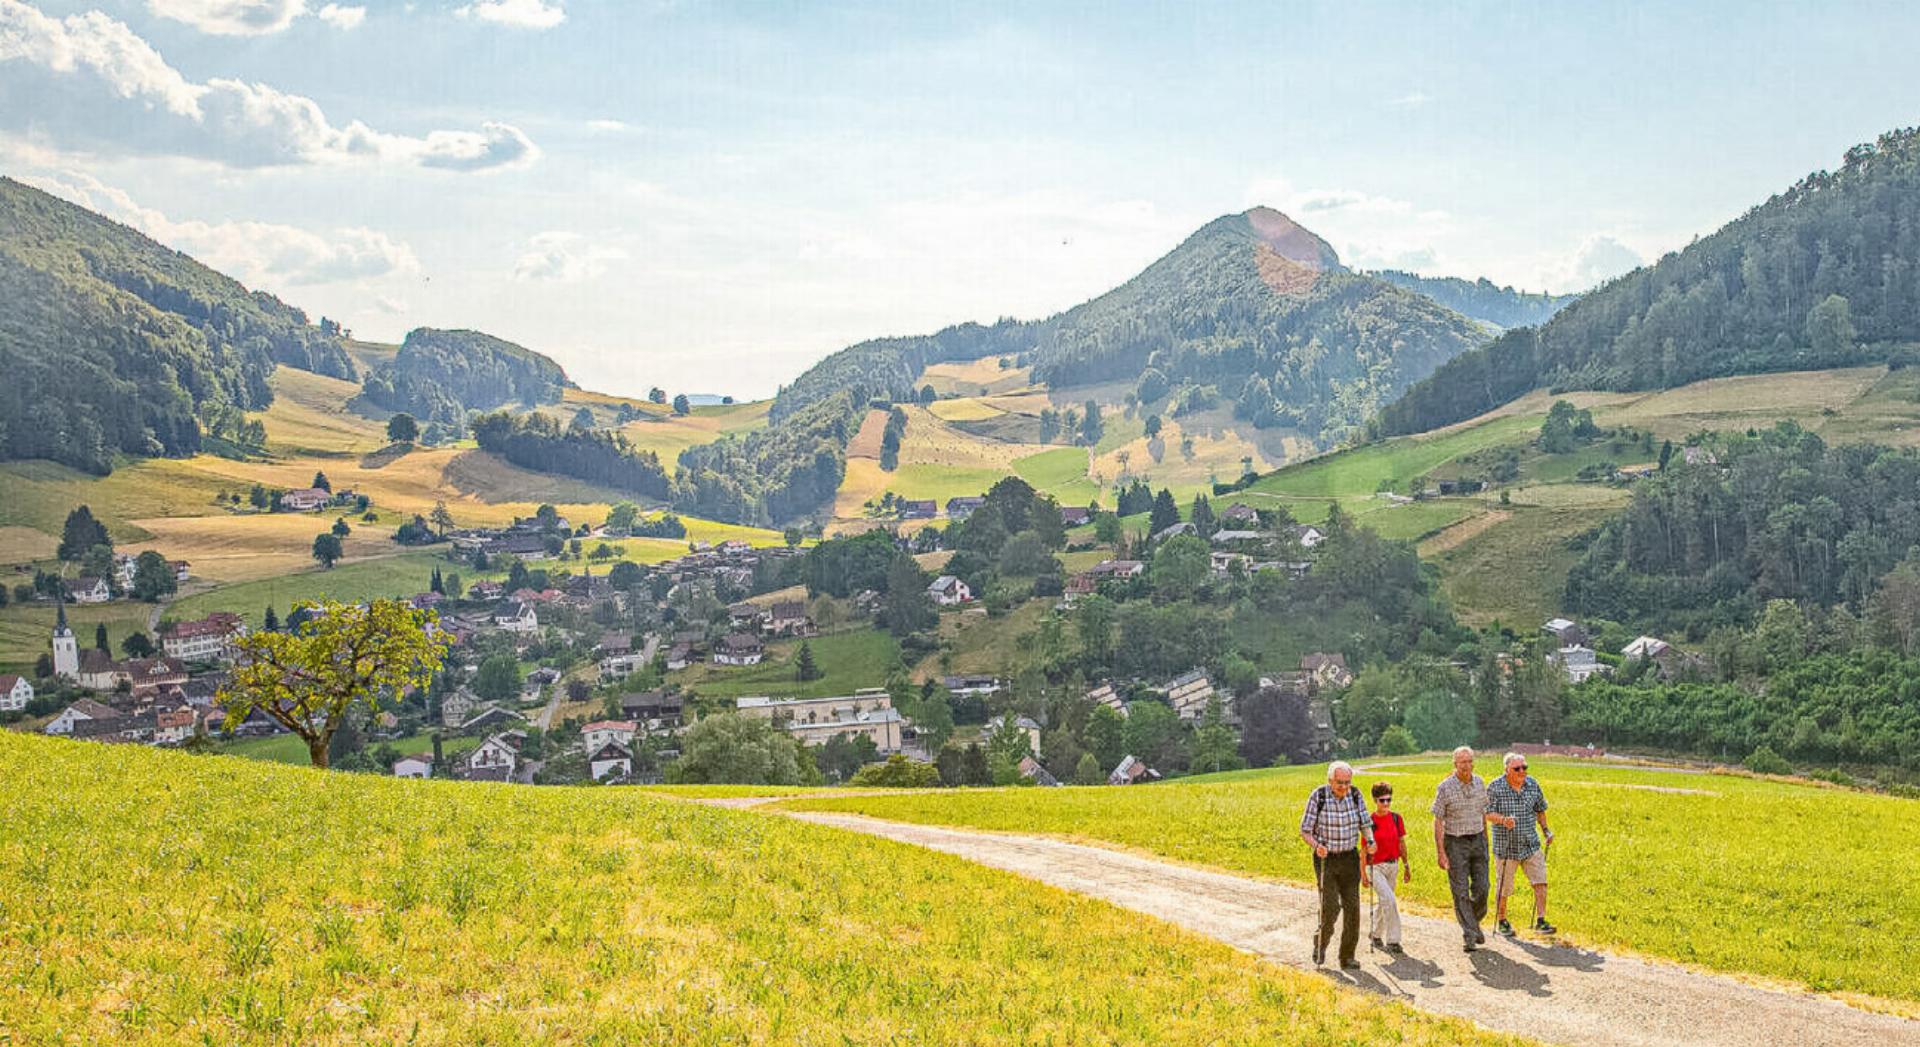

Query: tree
[
  {"left": 1151, "top": 535, "right": 1210, "bottom": 599},
  {"left": 331, "top": 518, "right": 351, "bottom": 538},
  {"left": 430, "top": 500, "right": 456, "bottom": 536},
  {"left": 672, "top": 394, "right": 691, "bottom": 416},
  {"left": 444, "top": 572, "right": 464, "bottom": 600},
  {"left": 648, "top": 387, "right": 667, "bottom": 404},
  {"left": 848, "top": 754, "right": 941, "bottom": 787},
  {"left": 58, "top": 506, "right": 110, "bottom": 561},
  {"left": 131, "top": 550, "right": 177, "bottom": 602},
  {"left": 666, "top": 713, "right": 813, "bottom": 785},
  {"left": 248, "top": 484, "right": 269, "bottom": 511},
  {"left": 263, "top": 606, "right": 279, "bottom": 632},
  {"left": 1377, "top": 724, "right": 1418, "bottom": 756},
  {"left": 1403, "top": 685, "right": 1477, "bottom": 752},
  {"left": 311, "top": 471, "right": 331, "bottom": 493},
  {"left": 919, "top": 385, "right": 936, "bottom": 405},
  {"left": 1189, "top": 494, "right": 1216, "bottom": 538},
  {"left": 472, "top": 652, "right": 522, "bottom": 702},
  {"left": 1238, "top": 685, "right": 1314, "bottom": 767},
  {"left": 997, "top": 531, "right": 1055, "bottom": 576},
  {"left": 220, "top": 599, "right": 450, "bottom": 769},
  {"left": 1122, "top": 701, "right": 1188, "bottom": 774},
  {"left": 1149, "top": 488, "right": 1181, "bottom": 536},
  {"left": 817, "top": 732, "right": 880, "bottom": 782},
  {"left": 386, "top": 413, "right": 419, "bottom": 443},
  {"left": 1073, "top": 751, "right": 1104, "bottom": 785},
  {"left": 81, "top": 544, "right": 116, "bottom": 588},
  {"left": 312, "top": 533, "right": 344, "bottom": 568},
  {"left": 1188, "top": 697, "right": 1246, "bottom": 775},
  {"left": 1136, "top": 368, "right": 1170, "bottom": 404},
  {"left": 1094, "top": 512, "right": 1122, "bottom": 545},
  {"left": 1074, "top": 595, "right": 1117, "bottom": 671},
  {"left": 1144, "top": 414, "right": 1163, "bottom": 438},
  {"left": 606, "top": 501, "right": 640, "bottom": 533},
  {"left": 794, "top": 640, "right": 822, "bottom": 681},
  {"left": 1806, "top": 294, "right": 1856, "bottom": 358},
  {"left": 608, "top": 561, "right": 644, "bottom": 590},
  {"left": 884, "top": 555, "right": 936, "bottom": 635},
  {"left": 572, "top": 407, "right": 596, "bottom": 431},
  {"left": 1080, "top": 400, "right": 1104, "bottom": 444},
  {"left": 94, "top": 623, "right": 109, "bottom": 652}
]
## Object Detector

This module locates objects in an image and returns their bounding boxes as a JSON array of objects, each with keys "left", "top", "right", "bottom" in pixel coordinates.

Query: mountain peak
[{"left": 1240, "top": 206, "right": 1341, "bottom": 271}]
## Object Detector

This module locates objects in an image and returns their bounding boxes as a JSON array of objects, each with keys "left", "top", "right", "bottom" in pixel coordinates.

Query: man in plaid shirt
[
  {"left": 1299, "top": 760, "right": 1373, "bottom": 969},
  {"left": 1489, "top": 751, "right": 1556, "bottom": 936}
]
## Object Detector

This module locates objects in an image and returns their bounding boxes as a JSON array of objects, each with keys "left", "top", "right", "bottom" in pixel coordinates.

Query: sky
[{"left": 4, "top": 1, "right": 1920, "bottom": 400}]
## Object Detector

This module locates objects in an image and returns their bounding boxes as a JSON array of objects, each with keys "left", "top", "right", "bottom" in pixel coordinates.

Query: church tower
[{"left": 51, "top": 597, "right": 79, "bottom": 679}]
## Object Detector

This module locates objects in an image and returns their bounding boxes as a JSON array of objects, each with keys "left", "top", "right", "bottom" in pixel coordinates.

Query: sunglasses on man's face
[{"left": 1511, "top": 764, "right": 1527, "bottom": 771}]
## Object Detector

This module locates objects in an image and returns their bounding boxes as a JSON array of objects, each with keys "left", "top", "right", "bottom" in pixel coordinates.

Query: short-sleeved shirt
[
  {"left": 1487, "top": 775, "right": 1549, "bottom": 859},
  {"left": 1300, "top": 785, "right": 1375, "bottom": 853},
  {"left": 1432, "top": 773, "right": 1490, "bottom": 837},
  {"left": 1369, "top": 811, "right": 1405, "bottom": 865}
]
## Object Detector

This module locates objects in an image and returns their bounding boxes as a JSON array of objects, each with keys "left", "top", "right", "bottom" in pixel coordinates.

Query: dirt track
[{"left": 771, "top": 809, "right": 1920, "bottom": 1047}]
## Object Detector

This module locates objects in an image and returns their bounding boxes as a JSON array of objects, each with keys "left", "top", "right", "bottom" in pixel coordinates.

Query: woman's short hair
[{"left": 1371, "top": 781, "right": 1393, "bottom": 800}]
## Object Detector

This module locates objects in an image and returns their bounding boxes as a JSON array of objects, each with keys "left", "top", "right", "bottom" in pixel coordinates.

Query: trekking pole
[{"left": 1312, "top": 844, "right": 1327, "bottom": 965}]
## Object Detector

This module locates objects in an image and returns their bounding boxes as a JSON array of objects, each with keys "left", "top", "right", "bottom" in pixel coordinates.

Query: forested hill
[
  {"left": 0, "top": 177, "right": 356, "bottom": 474},
  {"left": 772, "top": 207, "right": 1486, "bottom": 445},
  {"left": 1368, "top": 270, "right": 1578, "bottom": 330},
  {"left": 359, "top": 327, "right": 573, "bottom": 429},
  {"left": 1379, "top": 128, "right": 1920, "bottom": 438}
]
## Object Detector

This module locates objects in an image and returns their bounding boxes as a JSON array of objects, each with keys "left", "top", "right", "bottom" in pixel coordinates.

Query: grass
[
  {"left": 1012, "top": 446, "right": 1091, "bottom": 489},
  {"left": 221, "top": 731, "right": 478, "bottom": 766},
  {"left": 0, "top": 733, "right": 1518, "bottom": 1045},
  {"left": 778, "top": 755, "right": 1920, "bottom": 1005},
  {"left": 674, "top": 627, "right": 903, "bottom": 699},
  {"left": 912, "top": 599, "right": 1052, "bottom": 681},
  {"left": 253, "top": 368, "right": 391, "bottom": 457},
  {"left": 166, "top": 552, "right": 458, "bottom": 623},
  {"left": 616, "top": 399, "right": 772, "bottom": 462},
  {"left": 1427, "top": 507, "right": 1599, "bottom": 628},
  {"left": 0, "top": 599, "right": 153, "bottom": 674}
]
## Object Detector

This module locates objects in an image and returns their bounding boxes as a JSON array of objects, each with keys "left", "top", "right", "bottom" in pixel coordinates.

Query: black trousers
[
  {"left": 1444, "top": 831, "right": 1490, "bottom": 943},
  {"left": 1313, "top": 849, "right": 1362, "bottom": 963}
]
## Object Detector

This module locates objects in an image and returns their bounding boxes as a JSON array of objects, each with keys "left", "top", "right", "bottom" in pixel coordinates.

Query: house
[
  {"left": 1218, "top": 503, "right": 1260, "bottom": 526},
  {"left": 123, "top": 658, "right": 189, "bottom": 695},
  {"left": 737, "top": 691, "right": 907, "bottom": 752},
  {"left": 945, "top": 496, "right": 985, "bottom": 520},
  {"left": 1063, "top": 572, "right": 1099, "bottom": 601},
  {"left": 767, "top": 600, "right": 811, "bottom": 636},
  {"left": 440, "top": 686, "right": 481, "bottom": 727},
  {"left": 171, "top": 560, "right": 192, "bottom": 582},
  {"left": 393, "top": 753, "right": 434, "bottom": 779},
  {"left": 1090, "top": 559, "right": 1145, "bottom": 579},
  {"left": 161, "top": 613, "right": 247, "bottom": 662},
  {"left": 1621, "top": 636, "right": 1672, "bottom": 662},
  {"left": 1109, "top": 754, "right": 1160, "bottom": 786},
  {"left": 940, "top": 675, "right": 1001, "bottom": 700},
  {"left": 1152, "top": 521, "right": 1196, "bottom": 542},
  {"left": 468, "top": 580, "right": 505, "bottom": 601},
  {"left": 620, "top": 690, "right": 685, "bottom": 730},
  {"left": 459, "top": 705, "right": 528, "bottom": 734},
  {"left": 1682, "top": 446, "right": 1719, "bottom": 467},
  {"left": 1209, "top": 550, "right": 1251, "bottom": 576},
  {"left": 72, "top": 710, "right": 156, "bottom": 744},
  {"left": 665, "top": 643, "right": 694, "bottom": 671},
  {"left": 524, "top": 666, "right": 563, "bottom": 691},
  {"left": 68, "top": 576, "right": 111, "bottom": 604},
  {"left": 983, "top": 715, "right": 1042, "bottom": 756},
  {"left": 898, "top": 499, "right": 938, "bottom": 519},
  {"left": 1060, "top": 505, "right": 1092, "bottom": 527},
  {"left": 599, "top": 651, "right": 648, "bottom": 679},
  {"left": 1162, "top": 669, "right": 1218, "bottom": 721},
  {"left": 1542, "top": 617, "right": 1587, "bottom": 647},
  {"left": 493, "top": 601, "right": 538, "bottom": 634},
  {"left": 44, "top": 698, "right": 122, "bottom": 736},
  {"left": 1300, "top": 652, "right": 1353, "bottom": 692},
  {"left": 0, "top": 673, "right": 32, "bottom": 712},
  {"left": 589, "top": 742, "right": 634, "bottom": 782},
  {"left": 1551, "top": 645, "right": 1608, "bottom": 683},
  {"left": 728, "top": 602, "right": 766, "bottom": 629},
  {"left": 1305, "top": 698, "right": 1338, "bottom": 759},
  {"left": 582, "top": 720, "right": 638, "bottom": 754},
  {"left": 463, "top": 733, "right": 521, "bottom": 781},
  {"left": 1209, "top": 529, "right": 1265, "bottom": 545},
  {"left": 153, "top": 704, "right": 196, "bottom": 745},
  {"left": 712, "top": 633, "right": 765, "bottom": 666},
  {"left": 75, "top": 649, "right": 122, "bottom": 692},
  {"left": 1290, "top": 524, "right": 1326, "bottom": 548},
  {"left": 927, "top": 575, "right": 971, "bottom": 606},
  {"left": 1085, "top": 682, "right": 1128, "bottom": 718},
  {"left": 1017, "top": 754, "right": 1061, "bottom": 787},
  {"left": 278, "top": 487, "right": 331, "bottom": 512},
  {"left": 597, "top": 632, "right": 635, "bottom": 658}
]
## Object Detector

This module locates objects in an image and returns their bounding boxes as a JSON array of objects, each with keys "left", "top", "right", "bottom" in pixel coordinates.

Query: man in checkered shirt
[
  {"left": 1489, "top": 751, "right": 1556, "bottom": 936},
  {"left": 1299, "top": 760, "right": 1373, "bottom": 969}
]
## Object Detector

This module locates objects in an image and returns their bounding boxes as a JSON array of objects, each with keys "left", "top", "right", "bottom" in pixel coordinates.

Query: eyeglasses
[
  {"left": 1376, "top": 797, "right": 1393, "bottom": 803},
  {"left": 1511, "top": 764, "right": 1528, "bottom": 771}
]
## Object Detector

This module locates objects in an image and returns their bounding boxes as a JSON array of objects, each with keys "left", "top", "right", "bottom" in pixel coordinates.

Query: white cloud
[
  {"left": 586, "top": 118, "right": 634, "bottom": 133},
  {"left": 148, "top": 0, "right": 306, "bottom": 36},
  {"left": 1385, "top": 90, "right": 1432, "bottom": 108},
  {"left": 456, "top": 0, "right": 564, "bottom": 30},
  {"left": 28, "top": 171, "right": 419, "bottom": 287},
  {"left": 1551, "top": 234, "right": 1645, "bottom": 291},
  {"left": 315, "top": 3, "right": 364, "bottom": 29},
  {"left": 512, "top": 231, "right": 626, "bottom": 282},
  {"left": 0, "top": 1, "right": 536, "bottom": 169},
  {"left": 1243, "top": 177, "right": 1452, "bottom": 272}
]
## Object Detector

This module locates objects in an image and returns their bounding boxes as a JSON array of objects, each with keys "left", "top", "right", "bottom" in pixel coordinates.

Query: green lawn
[
  {"left": 167, "top": 552, "right": 457, "bottom": 622},
  {"left": 676, "top": 627, "right": 903, "bottom": 699},
  {"left": 0, "top": 599, "right": 154, "bottom": 674},
  {"left": 1430, "top": 507, "right": 1597, "bottom": 628},
  {"left": 1013, "top": 447, "right": 1091, "bottom": 489},
  {"left": 1247, "top": 413, "right": 1543, "bottom": 499},
  {"left": 221, "top": 730, "right": 478, "bottom": 766},
  {"left": 779, "top": 755, "right": 1920, "bottom": 1004}
]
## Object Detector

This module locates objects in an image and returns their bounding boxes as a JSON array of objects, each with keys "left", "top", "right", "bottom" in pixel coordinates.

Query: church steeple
[
  {"left": 54, "top": 594, "right": 69, "bottom": 634},
  {"left": 51, "top": 594, "right": 79, "bottom": 680}
]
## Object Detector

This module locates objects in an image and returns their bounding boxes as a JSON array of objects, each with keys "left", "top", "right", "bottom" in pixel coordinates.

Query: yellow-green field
[
  {"left": 672, "top": 627, "right": 902, "bottom": 699},
  {"left": 0, "top": 599, "right": 152, "bottom": 674},
  {"left": 0, "top": 734, "right": 1517, "bottom": 1045},
  {"left": 615, "top": 399, "right": 772, "bottom": 462},
  {"left": 779, "top": 756, "right": 1920, "bottom": 1004}
]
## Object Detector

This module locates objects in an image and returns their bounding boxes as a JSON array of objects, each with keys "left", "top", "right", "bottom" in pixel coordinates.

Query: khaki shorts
[{"left": 1496, "top": 851, "right": 1547, "bottom": 898}]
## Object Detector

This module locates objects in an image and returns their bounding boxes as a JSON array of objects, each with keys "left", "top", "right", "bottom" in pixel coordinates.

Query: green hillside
[
  {"left": 0, "top": 177, "right": 354, "bottom": 473},
  {"left": 1369, "top": 270, "right": 1579, "bottom": 329},
  {"left": 1382, "top": 127, "right": 1920, "bottom": 437},
  {"left": 359, "top": 327, "right": 573, "bottom": 433},
  {"left": 0, "top": 733, "right": 1512, "bottom": 1045}
]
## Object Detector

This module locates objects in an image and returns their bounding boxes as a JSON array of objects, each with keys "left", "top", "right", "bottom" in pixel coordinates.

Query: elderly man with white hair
[
  {"left": 1299, "top": 759, "right": 1373, "bottom": 969},
  {"left": 1432, "top": 745, "right": 1514, "bottom": 952},
  {"left": 1489, "top": 751, "right": 1556, "bottom": 936}
]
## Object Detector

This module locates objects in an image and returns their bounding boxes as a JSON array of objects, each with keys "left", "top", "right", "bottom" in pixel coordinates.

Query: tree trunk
[{"left": 308, "top": 736, "right": 330, "bottom": 769}]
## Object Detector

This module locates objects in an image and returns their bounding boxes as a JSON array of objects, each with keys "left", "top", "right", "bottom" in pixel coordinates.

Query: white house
[
  {"left": 589, "top": 742, "right": 634, "bottom": 782},
  {"left": 599, "top": 652, "right": 648, "bottom": 679},
  {"left": 161, "top": 613, "right": 247, "bottom": 662},
  {"left": 1291, "top": 524, "right": 1326, "bottom": 549},
  {"left": 279, "top": 487, "right": 331, "bottom": 511},
  {"left": 393, "top": 754, "right": 434, "bottom": 779},
  {"left": 493, "top": 601, "right": 538, "bottom": 634},
  {"left": 928, "top": 575, "right": 971, "bottom": 606},
  {"left": 68, "top": 576, "right": 111, "bottom": 604},
  {"left": 464, "top": 734, "right": 520, "bottom": 782},
  {"left": 581, "top": 719, "right": 637, "bottom": 755},
  {"left": 1553, "top": 645, "right": 1608, "bottom": 683},
  {"left": 0, "top": 673, "right": 32, "bottom": 712},
  {"left": 1622, "top": 636, "right": 1672, "bottom": 662},
  {"left": 44, "top": 698, "right": 121, "bottom": 736},
  {"left": 712, "top": 633, "right": 764, "bottom": 666}
]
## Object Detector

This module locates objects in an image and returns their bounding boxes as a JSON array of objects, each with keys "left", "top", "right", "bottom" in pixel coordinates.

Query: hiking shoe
[
  {"left": 1463, "top": 940, "right": 1478, "bottom": 953},
  {"left": 1385, "top": 943, "right": 1405, "bottom": 955},
  {"left": 1340, "top": 959, "right": 1362, "bottom": 971},
  {"left": 1533, "top": 917, "right": 1558, "bottom": 935},
  {"left": 1370, "top": 936, "right": 1384, "bottom": 950},
  {"left": 1497, "top": 918, "right": 1516, "bottom": 936},
  {"left": 1312, "top": 933, "right": 1327, "bottom": 965},
  {"left": 1475, "top": 929, "right": 1487, "bottom": 945}
]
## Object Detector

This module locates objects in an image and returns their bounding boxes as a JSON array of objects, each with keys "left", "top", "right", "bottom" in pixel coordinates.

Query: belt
[
  {"left": 1446, "top": 831, "right": 1486, "bottom": 839},
  {"left": 1321, "top": 848, "right": 1359, "bottom": 856}
]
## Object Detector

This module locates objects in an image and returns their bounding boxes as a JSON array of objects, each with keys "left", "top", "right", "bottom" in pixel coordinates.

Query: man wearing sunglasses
[{"left": 1488, "top": 751, "right": 1556, "bottom": 936}]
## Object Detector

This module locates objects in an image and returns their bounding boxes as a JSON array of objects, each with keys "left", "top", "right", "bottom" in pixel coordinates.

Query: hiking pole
[{"left": 1312, "top": 845, "right": 1327, "bottom": 965}]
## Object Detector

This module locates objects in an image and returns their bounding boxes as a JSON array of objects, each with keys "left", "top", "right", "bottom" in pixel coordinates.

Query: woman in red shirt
[{"left": 1368, "top": 781, "right": 1412, "bottom": 954}]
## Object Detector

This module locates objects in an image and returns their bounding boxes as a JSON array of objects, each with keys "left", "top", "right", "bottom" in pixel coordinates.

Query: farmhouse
[
  {"left": 945, "top": 496, "right": 985, "bottom": 520},
  {"left": 1153, "top": 521, "right": 1196, "bottom": 542},
  {"left": 1017, "top": 754, "right": 1061, "bottom": 787},
  {"left": 278, "top": 487, "right": 330, "bottom": 511},
  {"left": 589, "top": 743, "right": 634, "bottom": 782},
  {"left": 1218, "top": 503, "right": 1260, "bottom": 525},
  {"left": 68, "top": 576, "right": 111, "bottom": 604},
  {"left": 493, "top": 601, "right": 538, "bottom": 634},
  {"left": 1300, "top": 652, "right": 1353, "bottom": 691},
  {"left": 767, "top": 600, "right": 811, "bottom": 636},
  {"left": 123, "top": 657, "right": 189, "bottom": 695},
  {"left": 1109, "top": 754, "right": 1160, "bottom": 785},
  {"left": 439, "top": 686, "right": 481, "bottom": 727},
  {"left": 1542, "top": 617, "right": 1588, "bottom": 647},
  {"left": 713, "top": 633, "right": 765, "bottom": 666},
  {"left": 581, "top": 720, "right": 637, "bottom": 754},
  {"left": 1290, "top": 524, "right": 1326, "bottom": 548},
  {"left": 0, "top": 673, "right": 32, "bottom": 713},
  {"left": 1060, "top": 505, "right": 1092, "bottom": 527},
  {"left": 941, "top": 675, "right": 1001, "bottom": 700},
  {"left": 44, "top": 698, "right": 122, "bottom": 736},
  {"left": 1090, "top": 559, "right": 1145, "bottom": 579},
  {"left": 1162, "top": 669, "right": 1219, "bottom": 721},
  {"left": 619, "top": 690, "right": 685, "bottom": 730},
  {"left": 898, "top": 499, "right": 937, "bottom": 519},
  {"left": 1622, "top": 636, "right": 1672, "bottom": 662},
  {"left": 1551, "top": 645, "right": 1609, "bottom": 683},
  {"left": 463, "top": 732, "right": 522, "bottom": 782},
  {"left": 161, "top": 613, "right": 247, "bottom": 662},
  {"left": 927, "top": 575, "right": 971, "bottom": 606},
  {"left": 1063, "top": 572, "right": 1099, "bottom": 601},
  {"left": 393, "top": 754, "right": 434, "bottom": 779}
]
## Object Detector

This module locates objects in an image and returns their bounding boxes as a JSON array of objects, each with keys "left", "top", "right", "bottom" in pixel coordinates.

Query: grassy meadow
[
  {"left": 779, "top": 755, "right": 1920, "bottom": 1005},
  {"left": 671, "top": 627, "right": 903, "bottom": 699},
  {"left": 0, "top": 734, "right": 1522, "bottom": 1045}
]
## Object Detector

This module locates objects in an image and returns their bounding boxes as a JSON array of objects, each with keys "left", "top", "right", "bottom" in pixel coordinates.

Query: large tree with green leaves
[{"left": 57, "top": 506, "right": 110, "bottom": 562}]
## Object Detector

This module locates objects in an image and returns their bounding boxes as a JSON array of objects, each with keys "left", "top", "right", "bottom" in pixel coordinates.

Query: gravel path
[{"left": 774, "top": 809, "right": 1920, "bottom": 1047}]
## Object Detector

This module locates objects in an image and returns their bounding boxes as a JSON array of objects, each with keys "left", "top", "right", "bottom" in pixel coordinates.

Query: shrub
[
  {"left": 1377, "top": 724, "right": 1418, "bottom": 756},
  {"left": 848, "top": 754, "right": 942, "bottom": 788},
  {"left": 1744, "top": 745, "right": 1792, "bottom": 776}
]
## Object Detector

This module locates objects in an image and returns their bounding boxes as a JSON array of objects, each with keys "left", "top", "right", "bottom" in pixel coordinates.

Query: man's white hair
[
  {"left": 1453, "top": 745, "right": 1475, "bottom": 759},
  {"left": 1504, "top": 751, "right": 1526, "bottom": 769},
  {"left": 1326, "top": 759, "right": 1354, "bottom": 781}
]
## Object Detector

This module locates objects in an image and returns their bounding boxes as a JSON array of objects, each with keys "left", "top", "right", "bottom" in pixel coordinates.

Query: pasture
[
  {"left": 0, "top": 733, "right": 1513, "bottom": 1044},
  {"left": 779, "top": 755, "right": 1920, "bottom": 1004}
]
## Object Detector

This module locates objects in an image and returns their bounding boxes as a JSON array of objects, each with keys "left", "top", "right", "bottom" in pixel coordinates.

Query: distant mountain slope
[
  {"left": 360, "top": 327, "right": 573, "bottom": 429},
  {"left": 1380, "top": 128, "right": 1920, "bottom": 438},
  {"left": 1369, "top": 270, "right": 1578, "bottom": 330},
  {"left": 772, "top": 207, "right": 1486, "bottom": 446},
  {"left": 0, "top": 177, "right": 355, "bottom": 473}
]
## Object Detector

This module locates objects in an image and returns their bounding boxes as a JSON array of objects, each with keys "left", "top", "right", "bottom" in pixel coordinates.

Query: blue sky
[{"left": 4, "top": 1, "right": 1918, "bottom": 398}]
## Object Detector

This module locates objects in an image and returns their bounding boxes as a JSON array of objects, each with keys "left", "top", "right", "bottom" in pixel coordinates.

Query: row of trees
[{"left": 471, "top": 411, "right": 672, "bottom": 499}]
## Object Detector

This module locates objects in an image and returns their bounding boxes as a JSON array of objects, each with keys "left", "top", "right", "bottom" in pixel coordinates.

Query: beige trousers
[{"left": 1369, "top": 861, "right": 1402, "bottom": 945}]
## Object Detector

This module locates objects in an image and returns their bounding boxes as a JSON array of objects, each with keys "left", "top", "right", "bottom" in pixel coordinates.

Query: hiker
[
  {"left": 1432, "top": 745, "right": 1513, "bottom": 952},
  {"left": 1489, "top": 751, "right": 1556, "bottom": 936},
  {"left": 1299, "top": 759, "right": 1373, "bottom": 970},
  {"left": 1366, "top": 780, "right": 1410, "bottom": 954}
]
